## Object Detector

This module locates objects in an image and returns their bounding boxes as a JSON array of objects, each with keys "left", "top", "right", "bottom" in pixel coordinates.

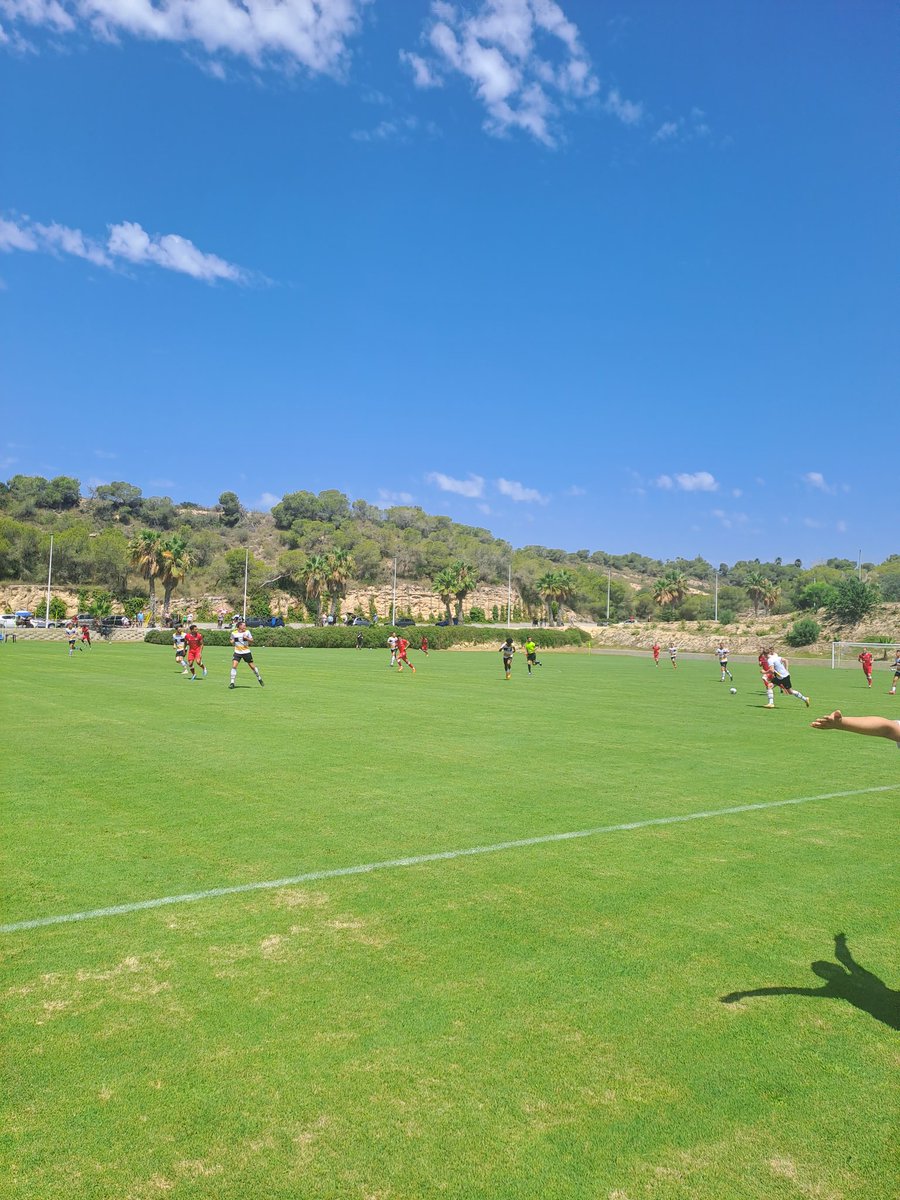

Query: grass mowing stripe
[{"left": 3, "top": 783, "right": 895, "bottom": 934}]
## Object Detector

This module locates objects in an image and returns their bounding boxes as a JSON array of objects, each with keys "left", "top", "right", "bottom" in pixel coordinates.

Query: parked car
[
  {"left": 0, "top": 614, "right": 18, "bottom": 628},
  {"left": 351, "top": 617, "right": 371, "bottom": 626},
  {"left": 76, "top": 614, "right": 98, "bottom": 628},
  {"left": 394, "top": 618, "right": 416, "bottom": 627},
  {"left": 435, "top": 618, "right": 459, "bottom": 627},
  {"left": 100, "top": 615, "right": 130, "bottom": 628}
]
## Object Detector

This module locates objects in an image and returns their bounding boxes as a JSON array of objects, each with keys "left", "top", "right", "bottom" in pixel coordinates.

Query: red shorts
[
  {"left": 398, "top": 652, "right": 409, "bottom": 662},
  {"left": 188, "top": 649, "right": 203, "bottom": 662}
]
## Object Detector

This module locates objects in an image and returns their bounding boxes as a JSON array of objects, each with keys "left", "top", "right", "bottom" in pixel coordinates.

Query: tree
[
  {"left": 128, "top": 530, "right": 163, "bottom": 621},
  {"left": 743, "top": 570, "right": 769, "bottom": 616},
  {"left": 94, "top": 481, "right": 143, "bottom": 521},
  {"left": 652, "top": 570, "right": 688, "bottom": 611},
  {"left": 537, "top": 569, "right": 575, "bottom": 625},
  {"left": 827, "top": 577, "right": 880, "bottom": 626},
  {"left": 43, "top": 476, "right": 81, "bottom": 510},
  {"left": 761, "top": 581, "right": 781, "bottom": 614},
  {"left": 432, "top": 567, "right": 456, "bottom": 623},
  {"left": 450, "top": 561, "right": 479, "bottom": 624},
  {"left": 159, "top": 535, "right": 193, "bottom": 615},
  {"left": 326, "top": 549, "right": 354, "bottom": 619},
  {"left": 218, "top": 491, "right": 242, "bottom": 528},
  {"left": 48, "top": 596, "right": 67, "bottom": 621},
  {"left": 302, "top": 553, "right": 330, "bottom": 623}
]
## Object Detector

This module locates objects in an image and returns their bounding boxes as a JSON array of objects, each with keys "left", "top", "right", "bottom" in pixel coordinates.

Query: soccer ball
[{"left": 729, "top": 687, "right": 737, "bottom": 694}]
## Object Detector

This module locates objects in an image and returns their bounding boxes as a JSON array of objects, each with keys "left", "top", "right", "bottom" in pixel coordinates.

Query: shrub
[
  {"left": 144, "top": 625, "right": 591, "bottom": 652},
  {"left": 827, "top": 577, "right": 880, "bottom": 625},
  {"left": 717, "top": 609, "right": 735, "bottom": 626},
  {"left": 48, "top": 596, "right": 68, "bottom": 621},
  {"left": 785, "top": 617, "right": 821, "bottom": 647},
  {"left": 468, "top": 606, "right": 486, "bottom": 623}
]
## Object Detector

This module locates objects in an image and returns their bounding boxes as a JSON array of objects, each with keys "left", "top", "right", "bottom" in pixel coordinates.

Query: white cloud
[
  {"left": 254, "top": 492, "right": 280, "bottom": 511},
  {"left": 0, "top": 0, "right": 369, "bottom": 75},
  {"left": 836, "top": 520, "right": 848, "bottom": 533},
  {"left": 351, "top": 115, "right": 438, "bottom": 143},
  {"left": 403, "top": 0, "right": 600, "bottom": 146},
  {"left": 803, "top": 517, "right": 825, "bottom": 529},
  {"left": 603, "top": 87, "right": 642, "bottom": 125},
  {"left": 400, "top": 48, "right": 442, "bottom": 88},
  {"left": 565, "top": 484, "right": 586, "bottom": 496},
  {"left": 495, "top": 476, "right": 547, "bottom": 504},
  {"left": 377, "top": 488, "right": 414, "bottom": 505},
  {"left": 655, "top": 471, "right": 718, "bottom": 493},
  {"left": 93, "top": 448, "right": 117, "bottom": 459},
  {"left": 149, "top": 478, "right": 176, "bottom": 488},
  {"left": 731, "top": 487, "right": 742, "bottom": 498},
  {"left": 652, "top": 120, "right": 679, "bottom": 142},
  {"left": 1, "top": 213, "right": 251, "bottom": 283},
  {"left": 711, "top": 508, "right": 749, "bottom": 530},
  {"left": 426, "top": 470, "right": 485, "bottom": 498},
  {"left": 801, "top": 471, "right": 840, "bottom": 495},
  {"left": 650, "top": 107, "right": 715, "bottom": 146}
]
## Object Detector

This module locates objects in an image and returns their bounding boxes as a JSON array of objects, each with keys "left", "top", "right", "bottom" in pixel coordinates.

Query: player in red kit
[
  {"left": 185, "top": 624, "right": 207, "bottom": 680},
  {"left": 396, "top": 636, "right": 416, "bottom": 673},
  {"left": 759, "top": 648, "right": 775, "bottom": 708},
  {"left": 652, "top": 642, "right": 660, "bottom": 666},
  {"left": 80, "top": 624, "right": 92, "bottom": 648},
  {"left": 858, "top": 650, "right": 873, "bottom": 688}
]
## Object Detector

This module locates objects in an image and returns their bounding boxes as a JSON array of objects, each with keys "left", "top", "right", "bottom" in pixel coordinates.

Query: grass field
[{"left": 3, "top": 642, "right": 898, "bottom": 1200}]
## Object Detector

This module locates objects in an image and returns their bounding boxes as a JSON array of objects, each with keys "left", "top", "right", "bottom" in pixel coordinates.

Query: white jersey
[
  {"left": 716, "top": 646, "right": 729, "bottom": 662},
  {"left": 387, "top": 636, "right": 398, "bottom": 650},
  {"left": 231, "top": 628, "right": 254, "bottom": 652},
  {"left": 173, "top": 630, "right": 186, "bottom": 650},
  {"left": 66, "top": 623, "right": 78, "bottom": 639},
  {"left": 767, "top": 653, "right": 789, "bottom": 679}
]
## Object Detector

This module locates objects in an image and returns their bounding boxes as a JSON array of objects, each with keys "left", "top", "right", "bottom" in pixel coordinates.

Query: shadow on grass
[{"left": 721, "top": 934, "right": 899, "bottom": 1031}]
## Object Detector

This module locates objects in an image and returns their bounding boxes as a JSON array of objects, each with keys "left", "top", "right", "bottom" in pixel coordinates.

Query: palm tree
[
  {"left": 128, "top": 529, "right": 162, "bottom": 622},
  {"left": 450, "top": 561, "right": 479, "bottom": 624},
  {"left": 744, "top": 570, "right": 768, "bottom": 617},
  {"left": 159, "top": 534, "right": 193, "bottom": 616},
  {"left": 432, "top": 567, "right": 457, "bottom": 623},
  {"left": 652, "top": 569, "right": 687, "bottom": 612},
  {"left": 326, "top": 549, "right": 354, "bottom": 620},
  {"left": 303, "top": 553, "right": 330, "bottom": 623},
  {"left": 762, "top": 581, "right": 781, "bottom": 615},
  {"left": 537, "top": 569, "right": 575, "bottom": 625}
]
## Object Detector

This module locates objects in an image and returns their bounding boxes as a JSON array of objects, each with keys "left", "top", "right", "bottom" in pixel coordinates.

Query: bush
[
  {"left": 48, "top": 596, "right": 67, "bottom": 621},
  {"left": 717, "top": 609, "right": 735, "bottom": 626},
  {"left": 785, "top": 617, "right": 821, "bottom": 647},
  {"left": 827, "top": 577, "right": 880, "bottom": 625},
  {"left": 468, "top": 606, "right": 486, "bottom": 623},
  {"left": 144, "top": 624, "right": 591, "bottom": 652}
]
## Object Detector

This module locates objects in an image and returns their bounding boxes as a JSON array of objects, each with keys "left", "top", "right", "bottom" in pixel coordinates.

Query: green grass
[{"left": 2, "top": 643, "right": 898, "bottom": 1199}]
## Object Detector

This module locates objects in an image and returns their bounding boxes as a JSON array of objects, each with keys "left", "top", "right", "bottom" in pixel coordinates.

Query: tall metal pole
[
  {"left": 45, "top": 535, "right": 54, "bottom": 626},
  {"left": 606, "top": 569, "right": 611, "bottom": 623},
  {"left": 714, "top": 569, "right": 718, "bottom": 622},
  {"left": 391, "top": 558, "right": 397, "bottom": 626},
  {"left": 242, "top": 549, "right": 249, "bottom": 620},
  {"left": 857, "top": 549, "right": 862, "bottom": 579},
  {"left": 507, "top": 564, "right": 512, "bottom": 626}
]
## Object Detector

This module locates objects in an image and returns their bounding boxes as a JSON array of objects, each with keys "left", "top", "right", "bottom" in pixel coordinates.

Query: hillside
[{"left": 1, "top": 473, "right": 898, "bottom": 629}]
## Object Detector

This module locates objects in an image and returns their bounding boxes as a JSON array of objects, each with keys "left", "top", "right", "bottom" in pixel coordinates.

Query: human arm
[{"left": 810, "top": 710, "right": 900, "bottom": 742}]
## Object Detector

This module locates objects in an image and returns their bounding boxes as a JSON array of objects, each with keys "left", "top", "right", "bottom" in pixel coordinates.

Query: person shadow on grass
[{"left": 721, "top": 934, "right": 899, "bottom": 1031}]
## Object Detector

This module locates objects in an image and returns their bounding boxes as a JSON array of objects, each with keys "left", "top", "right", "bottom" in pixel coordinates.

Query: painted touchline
[{"left": 2, "top": 785, "right": 896, "bottom": 934}]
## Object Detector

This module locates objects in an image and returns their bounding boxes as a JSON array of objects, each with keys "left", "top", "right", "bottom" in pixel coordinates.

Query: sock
[{"left": 230, "top": 667, "right": 237, "bottom": 684}]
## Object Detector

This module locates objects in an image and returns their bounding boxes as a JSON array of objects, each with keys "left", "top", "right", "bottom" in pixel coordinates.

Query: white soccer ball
[{"left": 729, "top": 687, "right": 737, "bottom": 694}]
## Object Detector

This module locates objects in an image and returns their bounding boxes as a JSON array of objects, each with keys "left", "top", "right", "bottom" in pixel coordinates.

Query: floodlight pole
[
  {"left": 507, "top": 564, "right": 512, "bottom": 625},
  {"left": 714, "top": 569, "right": 718, "bottom": 622},
  {"left": 606, "top": 569, "right": 611, "bottom": 623},
  {"left": 857, "top": 550, "right": 862, "bottom": 579},
  {"left": 45, "top": 535, "right": 54, "bottom": 626},
  {"left": 391, "top": 558, "right": 397, "bottom": 626},
  {"left": 242, "top": 550, "right": 249, "bottom": 620}
]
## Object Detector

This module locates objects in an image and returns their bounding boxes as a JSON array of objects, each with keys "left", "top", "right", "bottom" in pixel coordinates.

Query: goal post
[{"left": 831, "top": 641, "right": 900, "bottom": 669}]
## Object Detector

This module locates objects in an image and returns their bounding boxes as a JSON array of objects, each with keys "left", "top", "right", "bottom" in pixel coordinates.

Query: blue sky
[{"left": 1, "top": 0, "right": 896, "bottom": 564}]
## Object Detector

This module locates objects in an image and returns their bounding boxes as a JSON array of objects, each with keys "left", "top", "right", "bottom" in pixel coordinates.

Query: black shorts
[
  {"left": 527, "top": 652, "right": 537, "bottom": 663},
  {"left": 503, "top": 656, "right": 513, "bottom": 667},
  {"left": 233, "top": 650, "right": 254, "bottom": 664},
  {"left": 719, "top": 659, "right": 728, "bottom": 667},
  {"left": 776, "top": 674, "right": 792, "bottom": 691}
]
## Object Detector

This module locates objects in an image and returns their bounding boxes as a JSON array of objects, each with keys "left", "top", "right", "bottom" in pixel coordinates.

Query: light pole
[
  {"left": 44, "top": 535, "right": 54, "bottom": 626},
  {"left": 606, "top": 568, "right": 611, "bottom": 623},
  {"left": 713, "top": 568, "right": 718, "bottom": 622},
  {"left": 242, "top": 550, "right": 249, "bottom": 620},
  {"left": 391, "top": 558, "right": 397, "bottom": 626},
  {"left": 507, "top": 563, "right": 512, "bottom": 626}
]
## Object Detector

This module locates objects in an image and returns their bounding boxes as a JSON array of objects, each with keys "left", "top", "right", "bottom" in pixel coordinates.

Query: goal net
[{"left": 831, "top": 641, "right": 900, "bottom": 670}]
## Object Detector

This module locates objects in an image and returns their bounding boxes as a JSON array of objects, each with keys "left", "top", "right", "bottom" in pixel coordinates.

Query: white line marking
[{"left": 3, "top": 785, "right": 896, "bottom": 934}]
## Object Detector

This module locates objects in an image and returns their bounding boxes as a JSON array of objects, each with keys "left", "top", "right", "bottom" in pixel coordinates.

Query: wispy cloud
[
  {"left": 403, "top": 0, "right": 600, "bottom": 147},
  {"left": 0, "top": 0, "right": 369, "bottom": 76},
  {"left": 378, "top": 488, "right": 414, "bottom": 505},
  {"left": 351, "top": 115, "right": 439, "bottom": 143},
  {"left": 565, "top": 484, "right": 586, "bottom": 496},
  {"left": 253, "top": 492, "right": 280, "bottom": 511},
  {"left": 836, "top": 520, "right": 848, "bottom": 533},
  {"left": 655, "top": 471, "right": 719, "bottom": 493},
  {"left": 652, "top": 107, "right": 714, "bottom": 145},
  {"left": 711, "top": 508, "right": 750, "bottom": 530},
  {"left": 801, "top": 471, "right": 849, "bottom": 496},
  {"left": 426, "top": 470, "right": 484, "bottom": 498},
  {"left": 603, "top": 87, "right": 642, "bottom": 126},
  {"left": 1, "top": 213, "right": 252, "bottom": 283},
  {"left": 93, "top": 448, "right": 117, "bottom": 459},
  {"left": 495, "top": 477, "right": 547, "bottom": 504}
]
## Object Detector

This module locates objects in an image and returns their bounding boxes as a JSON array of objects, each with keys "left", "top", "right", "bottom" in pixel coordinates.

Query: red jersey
[
  {"left": 397, "top": 638, "right": 409, "bottom": 655},
  {"left": 185, "top": 631, "right": 204, "bottom": 654},
  {"left": 652, "top": 644, "right": 660, "bottom": 658},
  {"left": 859, "top": 652, "right": 873, "bottom": 669}
]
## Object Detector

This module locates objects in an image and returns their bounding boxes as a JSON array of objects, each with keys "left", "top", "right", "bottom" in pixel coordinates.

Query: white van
[{"left": 0, "top": 615, "right": 17, "bottom": 628}]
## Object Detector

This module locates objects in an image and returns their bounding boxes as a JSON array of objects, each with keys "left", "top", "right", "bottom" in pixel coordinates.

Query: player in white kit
[{"left": 229, "top": 621, "right": 264, "bottom": 689}]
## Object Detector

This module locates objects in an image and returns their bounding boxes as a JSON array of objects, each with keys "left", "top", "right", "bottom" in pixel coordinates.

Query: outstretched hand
[{"left": 811, "top": 709, "right": 842, "bottom": 730}]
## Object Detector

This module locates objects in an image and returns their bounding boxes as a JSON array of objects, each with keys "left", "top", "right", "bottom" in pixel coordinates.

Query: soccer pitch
[{"left": 3, "top": 643, "right": 897, "bottom": 1199}]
